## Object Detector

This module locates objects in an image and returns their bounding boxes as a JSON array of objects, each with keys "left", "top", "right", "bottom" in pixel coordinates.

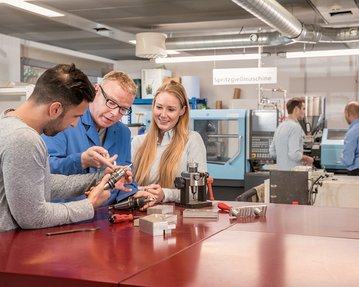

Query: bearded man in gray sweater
[{"left": 0, "top": 64, "right": 133, "bottom": 231}]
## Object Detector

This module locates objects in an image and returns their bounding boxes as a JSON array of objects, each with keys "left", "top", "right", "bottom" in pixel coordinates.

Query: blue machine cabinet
[
  {"left": 190, "top": 109, "right": 248, "bottom": 180},
  {"left": 320, "top": 128, "right": 346, "bottom": 170}
]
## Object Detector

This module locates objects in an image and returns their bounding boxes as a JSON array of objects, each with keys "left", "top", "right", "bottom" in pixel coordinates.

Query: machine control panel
[
  {"left": 248, "top": 110, "right": 278, "bottom": 162},
  {"left": 250, "top": 133, "right": 274, "bottom": 159}
]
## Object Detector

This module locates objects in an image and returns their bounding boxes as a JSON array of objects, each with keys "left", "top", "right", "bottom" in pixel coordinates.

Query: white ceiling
[{"left": 0, "top": 0, "right": 358, "bottom": 60}]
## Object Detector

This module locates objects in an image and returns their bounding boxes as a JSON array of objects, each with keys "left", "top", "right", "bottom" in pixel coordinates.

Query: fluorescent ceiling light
[
  {"left": 166, "top": 50, "right": 180, "bottom": 55},
  {"left": 0, "top": 0, "right": 64, "bottom": 17},
  {"left": 286, "top": 49, "right": 359, "bottom": 58},
  {"left": 155, "top": 53, "right": 260, "bottom": 63}
]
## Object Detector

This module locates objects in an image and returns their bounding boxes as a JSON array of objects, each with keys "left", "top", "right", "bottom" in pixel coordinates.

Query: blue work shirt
[
  {"left": 341, "top": 118, "right": 359, "bottom": 171},
  {"left": 42, "top": 108, "right": 137, "bottom": 204}
]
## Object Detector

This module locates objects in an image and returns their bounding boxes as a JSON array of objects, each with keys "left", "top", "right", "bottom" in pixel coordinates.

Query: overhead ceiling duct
[
  {"left": 231, "top": 0, "right": 359, "bottom": 44},
  {"left": 318, "top": 27, "right": 359, "bottom": 43},
  {"left": 159, "top": 0, "right": 359, "bottom": 55},
  {"left": 166, "top": 32, "right": 291, "bottom": 51}
]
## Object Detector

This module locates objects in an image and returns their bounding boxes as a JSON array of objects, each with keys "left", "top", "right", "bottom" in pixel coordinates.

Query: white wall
[
  {"left": 0, "top": 34, "right": 21, "bottom": 83},
  {"left": 116, "top": 55, "right": 359, "bottom": 129},
  {"left": 0, "top": 33, "right": 115, "bottom": 112}
]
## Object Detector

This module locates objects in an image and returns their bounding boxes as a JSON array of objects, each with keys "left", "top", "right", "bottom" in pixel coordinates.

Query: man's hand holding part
[
  {"left": 87, "top": 174, "right": 111, "bottom": 208},
  {"left": 103, "top": 165, "right": 133, "bottom": 192},
  {"left": 302, "top": 155, "right": 314, "bottom": 166},
  {"left": 81, "top": 146, "right": 118, "bottom": 170}
]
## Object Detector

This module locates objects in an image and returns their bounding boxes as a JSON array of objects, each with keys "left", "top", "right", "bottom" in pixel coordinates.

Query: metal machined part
[
  {"left": 103, "top": 163, "right": 132, "bottom": 190},
  {"left": 139, "top": 214, "right": 177, "bottom": 236},
  {"left": 229, "top": 205, "right": 267, "bottom": 218},
  {"left": 110, "top": 196, "right": 155, "bottom": 211}
]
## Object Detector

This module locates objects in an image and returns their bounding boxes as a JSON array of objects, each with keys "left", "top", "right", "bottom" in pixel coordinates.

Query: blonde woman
[{"left": 131, "top": 81, "right": 207, "bottom": 203}]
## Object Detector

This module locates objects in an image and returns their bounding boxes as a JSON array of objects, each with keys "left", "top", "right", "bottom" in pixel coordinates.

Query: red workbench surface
[
  {"left": 0, "top": 202, "right": 233, "bottom": 287},
  {"left": 1, "top": 202, "right": 359, "bottom": 286}
]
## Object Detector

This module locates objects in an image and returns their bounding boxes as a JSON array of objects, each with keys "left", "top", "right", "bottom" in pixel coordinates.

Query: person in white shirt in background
[
  {"left": 269, "top": 97, "right": 314, "bottom": 170},
  {"left": 131, "top": 80, "right": 207, "bottom": 203}
]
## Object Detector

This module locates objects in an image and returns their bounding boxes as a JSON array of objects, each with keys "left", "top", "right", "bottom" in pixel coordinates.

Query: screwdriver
[
  {"left": 217, "top": 202, "right": 232, "bottom": 212},
  {"left": 109, "top": 214, "right": 139, "bottom": 224}
]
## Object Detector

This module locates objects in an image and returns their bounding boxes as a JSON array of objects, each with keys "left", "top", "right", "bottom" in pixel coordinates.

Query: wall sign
[{"left": 213, "top": 67, "right": 277, "bottom": 85}]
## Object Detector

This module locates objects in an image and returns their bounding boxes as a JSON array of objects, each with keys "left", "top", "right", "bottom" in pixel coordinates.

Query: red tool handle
[
  {"left": 109, "top": 214, "right": 134, "bottom": 224},
  {"left": 217, "top": 202, "right": 232, "bottom": 212},
  {"left": 207, "top": 177, "right": 214, "bottom": 201}
]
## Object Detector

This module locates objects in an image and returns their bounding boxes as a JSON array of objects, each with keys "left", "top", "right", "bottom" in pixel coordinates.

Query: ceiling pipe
[
  {"left": 231, "top": 0, "right": 359, "bottom": 44},
  {"left": 318, "top": 27, "right": 359, "bottom": 43},
  {"left": 160, "top": 0, "right": 359, "bottom": 55},
  {"left": 232, "top": 0, "right": 304, "bottom": 40},
  {"left": 166, "top": 31, "right": 291, "bottom": 51}
]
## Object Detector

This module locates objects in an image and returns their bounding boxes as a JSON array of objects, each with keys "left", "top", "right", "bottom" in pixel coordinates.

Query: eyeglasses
[{"left": 99, "top": 85, "right": 132, "bottom": 116}]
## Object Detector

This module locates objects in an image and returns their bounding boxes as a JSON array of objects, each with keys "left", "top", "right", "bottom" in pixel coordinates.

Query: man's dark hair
[
  {"left": 30, "top": 64, "right": 95, "bottom": 109},
  {"left": 286, "top": 97, "right": 305, "bottom": 114}
]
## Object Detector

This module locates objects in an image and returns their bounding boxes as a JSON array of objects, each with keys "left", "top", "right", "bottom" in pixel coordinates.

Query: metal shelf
[
  {"left": 129, "top": 97, "right": 207, "bottom": 124},
  {"left": 133, "top": 97, "right": 207, "bottom": 109}
]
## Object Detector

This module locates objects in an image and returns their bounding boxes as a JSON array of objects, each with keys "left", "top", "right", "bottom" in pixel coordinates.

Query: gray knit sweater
[{"left": 0, "top": 114, "right": 99, "bottom": 231}]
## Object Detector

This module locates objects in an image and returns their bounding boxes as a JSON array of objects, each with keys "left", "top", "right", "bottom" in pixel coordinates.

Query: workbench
[
  {"left": 314, "top": 175, "right": 359, "bottom": 208},
  {"left": 1, "top": 202, "right": 359, "bottom": 286}
]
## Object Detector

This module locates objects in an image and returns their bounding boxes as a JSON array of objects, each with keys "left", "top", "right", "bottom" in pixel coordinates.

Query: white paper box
[
  {"left": 141, "top": 69, "right": 172, "bottom": 99},
  {"left": 181, "top": 76, "right": 200, "bottom": 98}
]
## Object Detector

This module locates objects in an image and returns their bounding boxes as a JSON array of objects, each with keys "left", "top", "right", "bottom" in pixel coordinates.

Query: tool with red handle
[
  {"left": 207, "top": 177, "right": 214, "bottom": 201},
  {"left": 217, "top": 202, "right": 232, "bottom": 212},
  {"left": 109, "top": 214, "right": 138, "bottom": 224}
]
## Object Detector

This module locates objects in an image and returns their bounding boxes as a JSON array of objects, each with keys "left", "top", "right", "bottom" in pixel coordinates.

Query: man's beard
[{"left": 43, "top": 117, "right": 63, "bottom": 136}]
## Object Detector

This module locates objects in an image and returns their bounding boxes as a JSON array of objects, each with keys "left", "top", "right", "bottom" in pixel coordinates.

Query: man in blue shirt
[
  {"left": 42, "top": 71, "right": 138, "bottom": 204},
  {"left": 341, "top": 101, "right": 359, "bottom": 175}
]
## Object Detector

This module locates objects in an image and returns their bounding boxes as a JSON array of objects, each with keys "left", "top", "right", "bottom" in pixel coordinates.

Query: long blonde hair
[{"left": 133, "top": 80, "right": 189, "bottom": 188}]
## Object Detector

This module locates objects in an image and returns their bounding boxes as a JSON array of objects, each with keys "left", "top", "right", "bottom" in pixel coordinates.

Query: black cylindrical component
[
  {"left": 111, "top": 196, "right": 151, "bottom": 211},
  {"left": 103, "top": 163, "right": 132, "bottom": 190}
]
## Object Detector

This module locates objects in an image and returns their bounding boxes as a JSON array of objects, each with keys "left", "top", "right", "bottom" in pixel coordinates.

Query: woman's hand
[
  {"left": 134, "top": 190, "right": 158, "bottom": 211},
  {"left": 143, "top": 184, "right": 165, "bottom": 203}
]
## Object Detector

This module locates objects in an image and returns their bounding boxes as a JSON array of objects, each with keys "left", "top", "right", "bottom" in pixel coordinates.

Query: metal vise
[{"left": 174, "top": 161, "right": 212, "bottom": 208}]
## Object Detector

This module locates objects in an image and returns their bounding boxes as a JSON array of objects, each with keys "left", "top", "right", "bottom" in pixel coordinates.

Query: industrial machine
[
  {"left": 174, "top": 161, "right": 212, "bottom": 208},
  {"left": 299, "top": 96, "right": 326, "bottom": 136},
  {"left": 320, "top": 128, "right": 346, "bottom": 171},
  {"left": 299, "top": 96, "right": 326, "bottom": 167},
  {"left": 247, "top": 109, "right": 278, "bottom": 171},
  {"left": 190, "top": 109, "right": 248, "bottom": 181}
]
